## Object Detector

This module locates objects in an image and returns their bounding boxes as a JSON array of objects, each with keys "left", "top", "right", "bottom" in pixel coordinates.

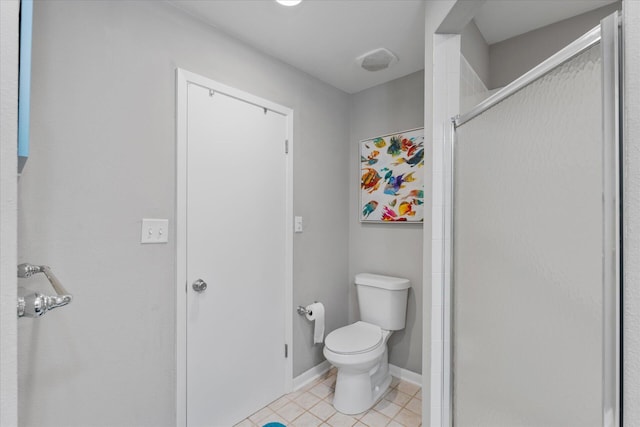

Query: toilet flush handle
[{"left": 192, "top": 279, "right": 208, "bottom": 293}]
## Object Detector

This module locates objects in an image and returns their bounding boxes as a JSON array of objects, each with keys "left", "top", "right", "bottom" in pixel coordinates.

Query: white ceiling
[
  {"left": 169, "top": 0, "right": 618, "bottom": 94},
  {"left": 475, "top": 0, "right": 618, "bottom": 44},
  {"left": 169, "top": 0, "right": 426, "bottom": 94}
]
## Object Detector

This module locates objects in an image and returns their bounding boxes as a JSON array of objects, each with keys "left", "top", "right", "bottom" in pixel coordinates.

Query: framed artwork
[{"left": 360, "top": 128, "right": 424, "bottom": 223}]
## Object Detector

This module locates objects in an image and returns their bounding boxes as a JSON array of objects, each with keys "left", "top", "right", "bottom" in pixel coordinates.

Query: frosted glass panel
[{"left": 453, "top": 45, "right": 603, "bottom": 426}]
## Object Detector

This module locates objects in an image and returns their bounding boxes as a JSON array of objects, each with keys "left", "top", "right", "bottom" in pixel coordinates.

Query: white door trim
[{"left": 175, "top": 68, "right": 294, "bottom": 427}]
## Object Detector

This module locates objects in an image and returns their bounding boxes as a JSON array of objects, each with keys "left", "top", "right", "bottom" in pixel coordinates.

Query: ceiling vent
[{"left": 357, "top": 48, "right": 398, "bottom": 72}]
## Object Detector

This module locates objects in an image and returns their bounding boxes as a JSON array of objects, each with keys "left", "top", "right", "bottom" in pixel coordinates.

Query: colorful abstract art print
[{"left": 360, "top": 128, "right": 424, "bottom": 223}]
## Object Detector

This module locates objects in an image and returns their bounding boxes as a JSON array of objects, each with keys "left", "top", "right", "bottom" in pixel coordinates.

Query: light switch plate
[
  {"left": 294, "top": 216, "right": 303, "bottom": 233},
  {"left": 141, "top": 219, "right": 169, "bottom": 244}
]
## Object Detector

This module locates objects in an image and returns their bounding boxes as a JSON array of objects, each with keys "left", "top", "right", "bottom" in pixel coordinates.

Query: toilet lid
[{"left": 325, "top": 321, "right": 383, "bottom": 355}]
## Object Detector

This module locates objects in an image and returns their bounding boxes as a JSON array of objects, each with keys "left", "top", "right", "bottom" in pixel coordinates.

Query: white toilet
[{"left": 323, "top": 273, "right": 410, "bottom": 415}]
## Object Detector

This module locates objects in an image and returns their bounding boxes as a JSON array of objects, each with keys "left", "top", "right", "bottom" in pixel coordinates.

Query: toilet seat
[{"left": 325, "top": 321, "right": 383, "bottom": 355}]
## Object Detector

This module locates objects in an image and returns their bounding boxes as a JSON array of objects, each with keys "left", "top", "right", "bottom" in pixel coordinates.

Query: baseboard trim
[
  {"left": 389, "top": 364, "right": 422, "bottom": 387},
  {"left": 292, "top": 360, "right": 331, "bottom": 391},
  {"left": 293, "top": 360, "right": 421, "bottom": 392}
]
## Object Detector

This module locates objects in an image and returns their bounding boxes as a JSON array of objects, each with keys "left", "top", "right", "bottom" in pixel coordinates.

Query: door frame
[{"left": 175, "top": 68, "right": 294, "bottom": 427}]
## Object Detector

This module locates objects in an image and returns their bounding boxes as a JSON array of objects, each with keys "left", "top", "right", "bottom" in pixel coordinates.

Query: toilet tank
[{"left": 355, "top": 273, "right": 411, "bottom": 331}]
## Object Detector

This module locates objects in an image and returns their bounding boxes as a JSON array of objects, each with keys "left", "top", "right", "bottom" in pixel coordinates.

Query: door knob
[{"left": 192, "top": 279, "right": 207, "bottom": 293}]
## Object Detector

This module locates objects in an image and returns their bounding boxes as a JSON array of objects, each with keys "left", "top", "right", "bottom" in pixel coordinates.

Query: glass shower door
[{"left": 450, "top": 14, "right": 619, "bottom": 427}]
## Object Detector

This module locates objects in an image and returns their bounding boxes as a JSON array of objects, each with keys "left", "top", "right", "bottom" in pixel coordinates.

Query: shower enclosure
[{"left": 445, "top": 12, "right": 620, "bottom": 427}]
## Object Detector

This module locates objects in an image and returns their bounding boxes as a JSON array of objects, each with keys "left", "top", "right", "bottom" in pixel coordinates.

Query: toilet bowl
[
  {"left": 323, "top": 321, "right": 393, "bottom": 415},
  {"left": 323, "top": 273, "right": 410, "bottom": 415}
]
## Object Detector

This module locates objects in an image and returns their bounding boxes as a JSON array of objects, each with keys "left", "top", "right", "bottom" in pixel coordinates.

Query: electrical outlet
[
  {"left": 294, "top": 216, "right": 303, "bottom": 233},
  {"left": 141, "top": 219, "right": 169, "bottom": 244}
]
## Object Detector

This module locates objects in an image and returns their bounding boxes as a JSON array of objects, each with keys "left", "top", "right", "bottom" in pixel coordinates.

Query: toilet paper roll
[{"left": 305, "top": 302, "right": 325, "bottom": 344}]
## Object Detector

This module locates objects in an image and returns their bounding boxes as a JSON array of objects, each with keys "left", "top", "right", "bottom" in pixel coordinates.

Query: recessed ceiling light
[{"left": 276, "top": 0, "right": 302, "bottom": 6}]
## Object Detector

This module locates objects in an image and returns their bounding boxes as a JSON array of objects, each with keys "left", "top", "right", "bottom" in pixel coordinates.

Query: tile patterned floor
[{"left": 235, "top": 368, "right": 422, "bottom": 427}]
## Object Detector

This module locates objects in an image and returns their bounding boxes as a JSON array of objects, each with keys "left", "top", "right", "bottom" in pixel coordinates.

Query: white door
[{"left": 185, "top": 80, "right": 289, "bottom": 426}]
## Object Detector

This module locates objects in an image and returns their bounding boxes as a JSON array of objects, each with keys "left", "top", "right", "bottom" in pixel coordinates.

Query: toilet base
[{"left": 332, "top": 350, "right": 392, "bottom": 415}]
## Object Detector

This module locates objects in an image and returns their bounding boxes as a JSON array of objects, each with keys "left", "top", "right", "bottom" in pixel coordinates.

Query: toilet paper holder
[{"left": 296, "top": 301, "right": 318, "bottom": 316}]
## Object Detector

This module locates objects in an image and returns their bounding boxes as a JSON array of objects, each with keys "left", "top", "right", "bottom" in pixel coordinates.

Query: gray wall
[
  {"left": 623, "top": 1, "right": 640, "bottom": 422},
  {"left": 461, "top": 19, "right": 489, "bottom": 88},
  {"left": 0, "top": 1, "right": 19, "bottom": 426},
  {"left": 489, "top": 2, "right": 621, "bottom": 89},
  {"left": 12, "top": 2, "right": 639, "bottom": 427},
  {"left": 18, "top": 1, "right": 349, "bottom": 426},
  {"left": 348, "top": 71, "right": 425, "bottom": 374}
]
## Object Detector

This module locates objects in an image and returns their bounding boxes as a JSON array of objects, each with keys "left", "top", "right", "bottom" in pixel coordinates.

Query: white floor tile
[
  {"left": 393, "top": 408, "right": 421, "bottom": 427},
  {"left": 244, "top": 376, "right": 422, "bottom": 427},
  {"left": 405, "top": 397, "right": 421, "bottom": 415},
  {"left": 233, "top": 419, "right": 255, "bottom": 427},
  {"left": 309, "top": 383, "right": 333, "bottom": 399},
  {"left": 359, "top": 410, "right": 391, "bottom": 427},
  {"left": 374, "top": 399, "right": 402, "bottom": 419},
  {"left": 325, "top": 411, "right": 358, "bottom": 427},
  {"left": 278, "top": 401, "right": 306, "bottom": 422},
  {"left": 249, "top": 407, "right": 275, "bottom": 424},
  {"left": 396, "top": 381, "right": 420, "bottom": 397},
  {"left": 291, "top": 411, "right": 323, "bottom": 427},
  {"left": 309, "top": 400, "right": 337, "bottom": 421},
  {"left": 295, "top": 392, "right": 322, "bottom": 410},
  {"left": 383, "top": 388, "right": 412, "bottom": 407}
]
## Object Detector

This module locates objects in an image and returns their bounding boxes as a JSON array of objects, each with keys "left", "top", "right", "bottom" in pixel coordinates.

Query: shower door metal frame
[{"left": 442, "top": 12, "right": 621, "bottom": 427}]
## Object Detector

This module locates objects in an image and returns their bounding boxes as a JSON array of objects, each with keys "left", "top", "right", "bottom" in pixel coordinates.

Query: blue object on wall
[{"left": 18, "top": 0, "right": 33, "bottom": 174}]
